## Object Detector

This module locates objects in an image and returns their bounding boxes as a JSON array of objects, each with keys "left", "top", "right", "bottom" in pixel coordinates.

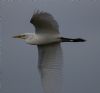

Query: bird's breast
[{"left": 26, "top": 34, "right": 61, "bottom": 45}]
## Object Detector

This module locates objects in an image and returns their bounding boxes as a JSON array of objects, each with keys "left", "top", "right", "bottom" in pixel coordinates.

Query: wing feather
[
  {"left": 30, "top": 11, "right": 59, "bottom": 34},
  {"left": 38, "top": 43, "right": 63, "bottom": 93}
]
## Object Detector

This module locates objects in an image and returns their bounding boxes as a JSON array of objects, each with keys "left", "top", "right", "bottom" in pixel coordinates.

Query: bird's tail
[{"left": 61, "top": 37, "right": 86, "bottom": 42}]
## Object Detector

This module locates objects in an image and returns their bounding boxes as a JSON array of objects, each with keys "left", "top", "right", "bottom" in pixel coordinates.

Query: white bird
[{"left": 13, "top": 11, "right": 86, "bottom": 93}]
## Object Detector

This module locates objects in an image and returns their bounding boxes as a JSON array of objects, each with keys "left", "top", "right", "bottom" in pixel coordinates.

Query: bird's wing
[
  {"left": 30, "top": 11, "right": 59, "bottom": 34},
  {"left": 38, "top": 43, "right": 63, "bottom": 93}
]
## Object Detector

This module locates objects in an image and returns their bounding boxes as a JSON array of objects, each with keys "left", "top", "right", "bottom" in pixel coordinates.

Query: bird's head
[{"left": 13, "top": 33, "right": 37, "bottom": 45}]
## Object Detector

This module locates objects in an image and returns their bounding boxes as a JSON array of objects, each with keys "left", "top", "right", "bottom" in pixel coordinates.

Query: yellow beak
[{"left": 12, "top": 35, "right": 26, "bottom": 39}]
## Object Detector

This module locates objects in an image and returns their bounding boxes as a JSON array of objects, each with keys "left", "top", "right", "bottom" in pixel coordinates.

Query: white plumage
[
  {"left": 13, "top": 11, "right": 86, "bottom": 93},
  {"left": 30, "top": 11, "right": 63, "bottom": 93}
]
